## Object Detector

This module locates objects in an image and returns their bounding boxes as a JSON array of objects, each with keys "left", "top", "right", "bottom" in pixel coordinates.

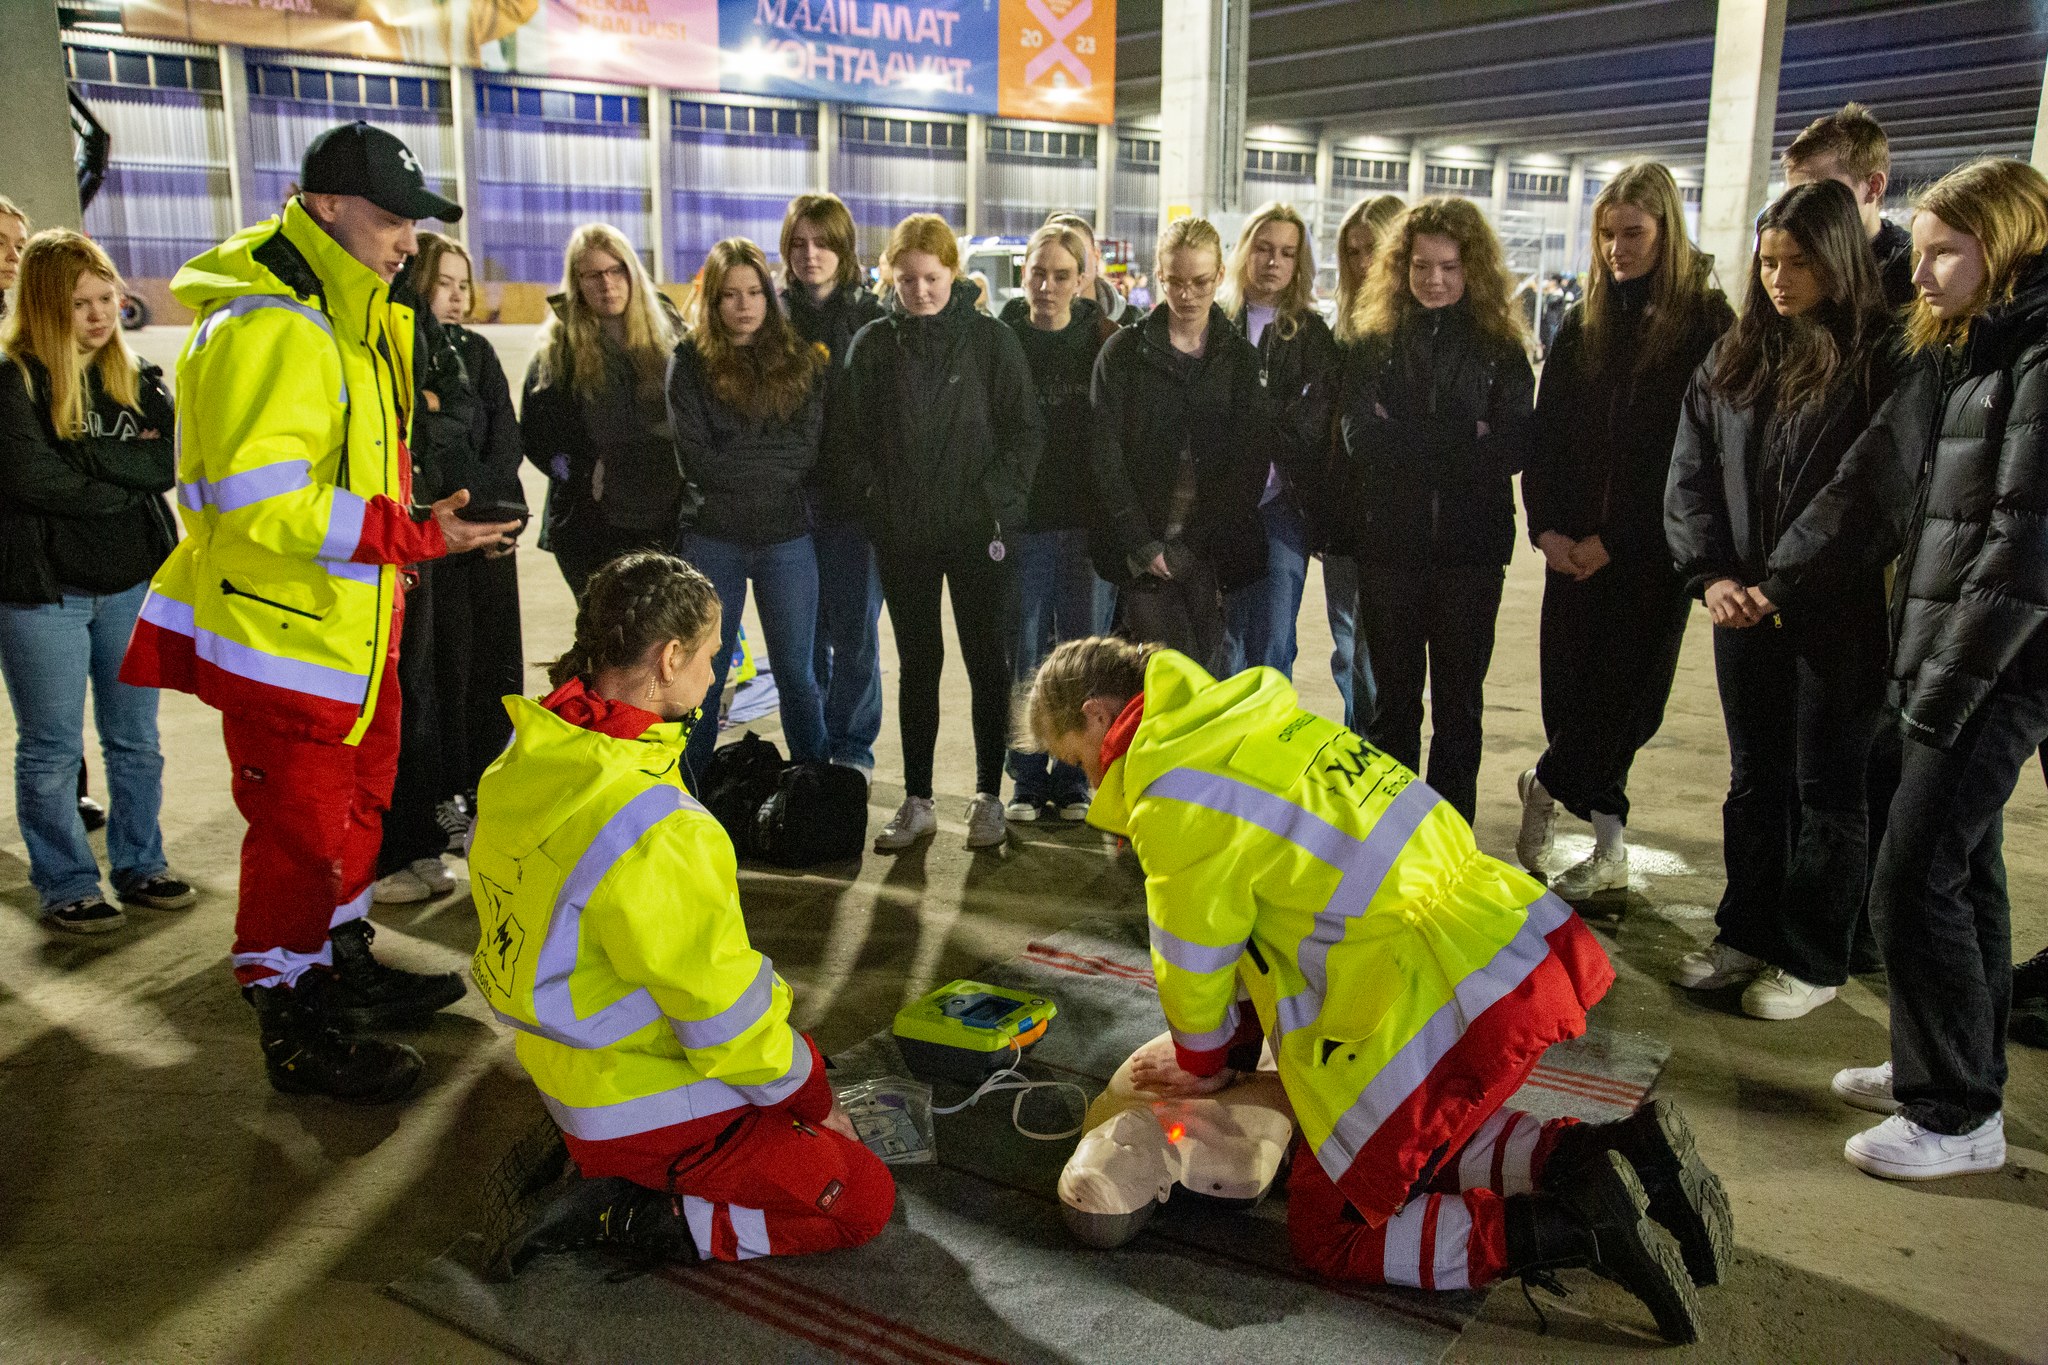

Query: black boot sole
[
  {"left": 264, "top": 1043, "right": 424, "bottom": 1104},
  {"left": 328, "top": 975, "right": 468, "bottom": 1033},
  {"left": 1576, "top": 1151, "right": 1704, "bottom": 1345},
  {"left": 1615, "top": 1100, "right": 1734, "bottom": 1288}
]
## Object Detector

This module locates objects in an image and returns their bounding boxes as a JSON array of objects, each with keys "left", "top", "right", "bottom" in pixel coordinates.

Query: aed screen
[{"left": 942, "top": 994, "right": 1016, "bottom": 1029}]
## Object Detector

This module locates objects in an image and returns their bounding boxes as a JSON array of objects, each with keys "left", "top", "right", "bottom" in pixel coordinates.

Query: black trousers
[
  {"left": 1710, "top": 602, "right": 1886, "bottom": 987},
  {"left": 553, "top": 519, "right": 669, "bottom": 600},
  {"left": 1356, "top": 559, "right": 1505, "bottom": 823},
  {"left": 1873, "top": 678, "right": 2048, "bottom": 1133},
  {"left": 380, "top": 565, "right": 448, "bottom": 874},
  {"left": 1534, "top": 561, "right": 1692, "bottom": 822},
  {"left": 1120, "top": 548, "right": 1227, "bottom": 677},
  {"left": 875, "top": 543, "right": 1016, "bottom": 800},
  {"left": 432, "top": 549, "right": 524, "bottom": 799}
]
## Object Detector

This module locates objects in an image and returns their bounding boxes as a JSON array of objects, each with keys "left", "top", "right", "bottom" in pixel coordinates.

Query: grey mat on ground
[{"left": 387, "top": 917, "right": 1670, "bottom": 1364}]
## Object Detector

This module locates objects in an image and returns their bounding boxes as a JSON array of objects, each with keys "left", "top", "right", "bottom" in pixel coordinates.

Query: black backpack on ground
[
  {"left": 699, "top": 732, "right": 786, "bottom": 848},
  {"left": 700, "top": 732, "right": 866, "bottom": 867}
]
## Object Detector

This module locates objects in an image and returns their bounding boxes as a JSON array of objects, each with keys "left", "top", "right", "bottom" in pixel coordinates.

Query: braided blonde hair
[
  {"left": 1023, "top": 636, "right": 1158, "bottom": 750},
  {"left": 548, "top": 552, "right": 721, "bottom": 688}
]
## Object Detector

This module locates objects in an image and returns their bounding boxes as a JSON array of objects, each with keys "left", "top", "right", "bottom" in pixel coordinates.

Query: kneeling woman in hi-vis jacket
[
  {"left": 469, "top": 551, "right": 894, "bottom": 1268},
  {"left": 1025, "top": 638, "right": 1730, "bottom": 1342}
]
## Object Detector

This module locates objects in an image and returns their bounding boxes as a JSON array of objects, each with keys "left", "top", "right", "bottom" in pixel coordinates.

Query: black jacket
[
  {"left": 0, "top": 355, "right": 178, "bottom": 604},
  {"left": 1088, "top": 303, "right": 1277, "bottom": 590},
  {"left": 444, "top": 325, "right": 527, "bottom": 512},
  {"left": 1873, "top": 218, "right": 1917, "bottom": 313},
  {"left": 840, "top": 279, "right": 1043, "bottom": 553},
  {"left": 1229, "top": 304, "right": 1344, "bottom": 550},
  {"left": 1886, "top": 253, "right": 2048, "bottom": 748},
  {"left": 785, "top": 283, "right": 885, "bottom": 527},
  {"left": 1525, "top": 277, "right": 1733, "bottom": 567},
  {"left": 666, "top": 335, "right": 824, "bottom": 547},
  {"left": 399, "top": 296, "right": 478, "bottom": 507},
  {"left": 1665, "top": 328, "right": 1909, "bottom": 614},
  {"left": 521, "top": 320, "right": 681, "bottom": 545},
  {"left": 1339, "top": 300, "right": 1536, "bottom": 568},
  {"left": 1000, "top": 295, "right": 1119, "bottom": 532}
]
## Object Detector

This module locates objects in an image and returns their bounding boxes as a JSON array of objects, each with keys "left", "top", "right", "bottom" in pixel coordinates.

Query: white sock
[{"left": 1592, "top": 812, "right": 1626, "bottom": 860}]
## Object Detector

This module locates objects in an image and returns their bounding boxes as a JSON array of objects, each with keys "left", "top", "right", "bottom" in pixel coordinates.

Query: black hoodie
[{"left": 840, "top": 278, "right": 1044, "bottom": 553}]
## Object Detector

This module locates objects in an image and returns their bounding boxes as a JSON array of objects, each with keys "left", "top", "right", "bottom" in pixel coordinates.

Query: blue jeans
[
  {"left": 0, "top": 583, "right": 167, "bottom": 908},
  {"left": 1224, "top": 497, "right": 1309, "bottom": 677},
  {"left": 1006, "top": 528, "right": 1102, "bottom": 805},
  {"left": 810, "top": 518, "right": 884, "bottom": 771},
  {"left": 680, "top": 533, "right": 830, "bottom": 783},
  {"left": 1322, "top": 553, "right": 1376, "bottom": 731}
]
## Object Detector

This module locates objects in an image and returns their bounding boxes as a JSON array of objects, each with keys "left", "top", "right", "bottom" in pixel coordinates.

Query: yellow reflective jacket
[
  {"left": 120, "top": 198, "right": 441, "bottom": 745},
  {"left": 1089, "top": 651, "right": 1612, "bottom": 1223},
  {"left": 469, "top": 692, "right": 828, "bottom": 1146}
]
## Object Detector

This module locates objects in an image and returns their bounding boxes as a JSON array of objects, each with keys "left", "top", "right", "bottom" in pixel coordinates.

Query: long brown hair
[
  {"left": 1221, "top": 201, "right": 1317, "bottom": 341},
  {"left": 534, "top": 223, "right": 676, "bottom": 404},
  {"left": 1711, "top": 179, "right": 1887, "bottom": 412},
  {"left": 0, "top": 230, "right": 140, "bottom": 436},
  {"left": 1581, "top": 162, "right": 1718, "bottom": 375},
  {"left": 778, "top": 193, "right": 862, "bottom": 293},
  {"left": 1355, "top": 196, "right": 1525, "bottom": 351},
  {"left": 688, "top": 238, "right": 826, "bottom": 424},
  {"left": 548, "top": 551, "right": 721, "bottom": 687},
  {"left": 1903, "top": 158, "right": 2048, "bottom": 354},
  {"left": 1333, "top": 194, "right": 1404, "bottom": 344}
]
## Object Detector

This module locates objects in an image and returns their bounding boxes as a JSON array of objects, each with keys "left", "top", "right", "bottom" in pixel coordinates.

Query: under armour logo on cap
[{"left": 300, "top": 120, "right": 462, "bottom": 223}]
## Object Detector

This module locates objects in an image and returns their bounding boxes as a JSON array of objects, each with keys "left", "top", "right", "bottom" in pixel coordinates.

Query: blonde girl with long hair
[
  {"left": 1516, "top": 162, "right": 1732, "bottom": 899},
  {"left": 1839, "top": 158, "right": 2048, "bottom": 1182},
  {"left": 1217, "top": 202, "right": 1341, "bottom": 683},
  {"left": 521, "top": 223, "right": 683, "bottom": 596},
  {"left": 668, "top": 236, "right": 832, "bottom": 781},
  {"left": 1339, "top": 196, "right": 1534, "bottom": 823},
  {"left": 0, "top": 230, "right": 192, "bottom": 933}
]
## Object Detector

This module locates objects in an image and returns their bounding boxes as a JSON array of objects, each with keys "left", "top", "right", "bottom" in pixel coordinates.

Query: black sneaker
[
  {"left": 1506, "top": 1151, "right": 1703, "bottom": 1345},
  {"left": 499, "top": 1175, "right": 700, "bottom": 1277},
  {"left": 77, "top": 795, "right": 107, "bottom": 833},
  {"left": 246, "top": 973, "right": 423, "bottom": 1103},
  {"left": 45, "top": 897, "right": 125, "bottom": 934},
  {"left": 1544, "top": 1099, "right": 1733, "bottom": 1286},
  {"left": 2014, "top": 945, "right": 2048, "bottom": 1003},
  {"left": 2012, "top": 998, "right": 2048, "bottom": 1050},
  {"left": 121, "top": 874, "right": 199, "bottom": 911},
  {"left": 325, "top": 918, "right": 466, "bottom": 1031}
]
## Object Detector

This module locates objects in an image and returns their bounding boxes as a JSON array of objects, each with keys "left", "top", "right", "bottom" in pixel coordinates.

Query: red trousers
[
  {"left": 1290, "top": 1108, "right": 1575, "bottom": 1290},
  {"left": 223, "top": 637, "right": 403, "bottom": 987},
  {"left": 580, "top": 1106, "right": 896, "bottom": 1262}
]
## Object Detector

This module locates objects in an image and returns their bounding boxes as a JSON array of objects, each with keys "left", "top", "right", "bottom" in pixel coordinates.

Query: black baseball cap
[{"left": 300, "top": 120, "right": 462, "bottom": 223}]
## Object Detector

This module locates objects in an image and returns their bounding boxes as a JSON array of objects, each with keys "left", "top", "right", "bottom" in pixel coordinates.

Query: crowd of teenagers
[{"left": 1, "top": 102, "right": 2046, "bottom": 1330}]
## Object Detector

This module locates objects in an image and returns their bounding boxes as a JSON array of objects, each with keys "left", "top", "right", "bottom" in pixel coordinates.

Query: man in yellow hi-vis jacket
[
  {"left": 122, "top": 122, "right": 520, "bottom": 1102},
  {"left": 1028, "top": 638, "right": 1731, "bottom": 1344}
]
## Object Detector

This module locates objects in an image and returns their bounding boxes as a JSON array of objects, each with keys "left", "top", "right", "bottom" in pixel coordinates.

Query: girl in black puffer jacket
[
  {"left": 841, "top": 214, "right": 1043, "bottom": 852},
  {"left": 670, "top": 237, "right": 831, "bottom": 784},
  {"left": 1665, "top": 180, "right": 1907, "bottom": 1022},
  {"left": 1837, "top": 159, "right": 2048, "bottom": 1183},
  {"left": 1340, "top": 197, "right": 1534, "bottom": 823}
]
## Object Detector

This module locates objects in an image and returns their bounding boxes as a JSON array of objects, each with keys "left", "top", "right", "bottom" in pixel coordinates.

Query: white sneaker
[
  {"left": 371, "top": 867, "right": 435, "bottom": 905},
  {"left": 410, "top": 856, "right": 457, "bottom": 896},
  {"left": 1831, "top": 1061, "right": 1900, "bottom": 1115},
  {"left": 1740, "top": 965, "right": 1837, "bottom": 1020},
  {"left": 874, "top": 796, "right": 936, "bottom": 852},
  {"left": 1671, "top": 941, "right": 1766, "bottom": 991},
  {"left": 1515, "top": 768, "right": 1556, "bottom": 873},
  {"left": 1550, "top": 850, "right": 1629, "bottom": 900},
  {"left": 1056, "top": 797, "right": 1093, "bottom": 822},
  {"left": 1004, "top": 798, "right": 1043, "bottom": 823},
  {"left": 966, "top": 792, "right": 1008, "bottom": 849},
  {"left": 1845, "top": 1112, "right": 2004, "bottom": 1181}
]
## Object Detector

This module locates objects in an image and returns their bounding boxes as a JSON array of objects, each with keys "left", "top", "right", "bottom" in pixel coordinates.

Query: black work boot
[
  {"left": 326, "top": 918, "right": 467, "bottom": 1031},
  {"left": 498, "top": 1175, "right": 701, "bottom": 1278},
  {"left": 1505, "top": 1151, "right": 1703, "bottom": 1345},
  {"left": 246, "top": 973, "right": 424, "bottom": 1104},
  {"left": 1543, "top": 1099, "right": 1733, "bottom": 1286}
]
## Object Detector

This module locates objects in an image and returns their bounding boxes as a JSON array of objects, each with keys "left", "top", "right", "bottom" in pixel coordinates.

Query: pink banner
[{"left": 541, "top": 0, "right": 721, "bottom": 88}]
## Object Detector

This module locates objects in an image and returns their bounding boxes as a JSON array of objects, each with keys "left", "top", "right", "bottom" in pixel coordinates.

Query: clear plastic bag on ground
[{"left": 836, "top": 1075, "right": 938, "bottom": 1165}]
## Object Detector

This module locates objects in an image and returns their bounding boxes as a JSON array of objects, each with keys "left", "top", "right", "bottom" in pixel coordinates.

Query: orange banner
[{"left": 996, "top": 0, "right": 1113, "bottom": 124}]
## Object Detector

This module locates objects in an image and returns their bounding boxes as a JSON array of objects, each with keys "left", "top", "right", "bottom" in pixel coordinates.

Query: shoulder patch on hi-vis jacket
[{"left": 816, "top": 1179, "right": 844, "bottom": 1212}]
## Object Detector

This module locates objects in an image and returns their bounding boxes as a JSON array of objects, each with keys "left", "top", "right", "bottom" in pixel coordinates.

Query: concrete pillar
[
  {"left": 1490, "top": 147, "right": 1511, "bottom": 227},
  {"left": 816, "top": 101, "right": 835, "bottom": 193},
  {"left": 218, "top": 45, "right": 260, "bottom": 228},
  {"left": 1156, "top": 0, "right": 1247, "bottom": 222},
  {"left": 1406, "top": 144, "right": 1426, "bottom": 202},
  {"left": 0, "top": 2, "right": 79, "bottom": 231},
  {"left": 2033, "top": 59, "right": 2048, "bottom": 173},
  {"left": 447, "top": 66, "right": 478, "bottom": 244},
  {"left": 965, "top": 113, "right": 986, "bottom": 236},
  {"left": 1096, "top": 125, "right": 1115, "bottom": 241},
  {"left": 646, "top": 85, "right": 669, "bottom": 284},
  {"left": 1313, "top": 129, "right": 1335, "bottom": 244},
  {"left": 1565, "top": 155, "right": 1587, "bottom": 276},
  {"left": 1698, "top": 0, "right": 1788, "bottom": 299}
]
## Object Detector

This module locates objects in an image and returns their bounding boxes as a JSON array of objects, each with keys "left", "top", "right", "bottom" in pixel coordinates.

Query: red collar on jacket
[
  {"left": 542, "top": 676, "right": 663, "bottom": 740},
  {"left": 1100, "top": 694, "right": 1146, "bottom": 773}
]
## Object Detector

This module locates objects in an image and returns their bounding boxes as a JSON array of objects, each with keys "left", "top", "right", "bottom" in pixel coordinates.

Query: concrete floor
[{"left": 0, "top": 326, "right": 2041, "bottom": 1362}]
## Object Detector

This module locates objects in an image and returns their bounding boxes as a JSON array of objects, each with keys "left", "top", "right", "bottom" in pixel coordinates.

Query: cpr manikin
[{"left": 1058, "top": 1031, "right": 1295, "bottom": 1247}]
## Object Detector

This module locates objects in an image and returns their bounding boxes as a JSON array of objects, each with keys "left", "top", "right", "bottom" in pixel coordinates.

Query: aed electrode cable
[{"left": 930, "top": 1041, "right": 1089, "bottom": 1141}]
